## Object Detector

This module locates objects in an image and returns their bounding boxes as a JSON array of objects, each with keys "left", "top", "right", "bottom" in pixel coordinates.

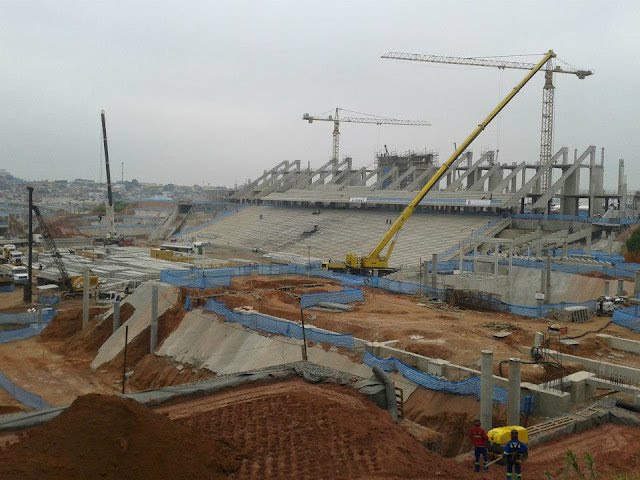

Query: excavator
[{"left": 324, "top": 50, "right": 558, "bottom": 276}]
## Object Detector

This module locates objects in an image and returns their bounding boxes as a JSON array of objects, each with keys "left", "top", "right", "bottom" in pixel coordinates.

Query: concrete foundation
[{"left": 367, "top": 343, "right": 570, "bottom": 417}]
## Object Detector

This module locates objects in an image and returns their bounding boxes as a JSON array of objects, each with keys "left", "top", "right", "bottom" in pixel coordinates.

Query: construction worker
[
  {"left": 469, "top": 419, "right": 489, "bottom": 472},
  {"left": 503, "top": 429, "right": 528, "bottom": 480}
]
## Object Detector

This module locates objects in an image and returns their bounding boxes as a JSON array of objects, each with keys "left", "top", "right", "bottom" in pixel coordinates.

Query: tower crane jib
[
  {"left": 302, "top": 107, "right": 431, "bottom": 163},
  {"left": 382, "top": 51, "right": 593, "bottom": 194}
]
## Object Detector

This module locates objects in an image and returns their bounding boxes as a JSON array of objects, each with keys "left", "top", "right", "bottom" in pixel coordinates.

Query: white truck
[{"left": 11, "top": 266, "right": 29, "bottom": 285}]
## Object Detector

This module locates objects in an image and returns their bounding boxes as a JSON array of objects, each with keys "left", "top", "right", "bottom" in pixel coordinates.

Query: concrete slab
[{"left": 157, "top": 310, "right": 372, "bottom": 379}]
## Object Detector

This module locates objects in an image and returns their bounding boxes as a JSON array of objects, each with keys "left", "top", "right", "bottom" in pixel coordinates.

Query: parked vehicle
[{"left": 11, "top": 266, "right": 29, "bottom": 285}]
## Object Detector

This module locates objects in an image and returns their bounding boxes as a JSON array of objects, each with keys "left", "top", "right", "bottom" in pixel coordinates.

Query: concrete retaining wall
[
  {"left": 598, "top": 334, "right": 640, "bottom": 355},
  {"left": 366, "top": 343, "right": 571, "bottom": 416}
]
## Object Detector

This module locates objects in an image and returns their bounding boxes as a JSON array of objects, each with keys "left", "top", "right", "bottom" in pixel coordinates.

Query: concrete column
[
  {"left": 480, "top": 350, "right": 493, "bottom": 431},
  {"left": 507, "top": 358, "right": 521, "bottom": 426},
  {"left": 82, "top": 267, "right": 90, "bottom": 329},
  {"left": 459, "top": 242, "right": 464, "bottom": 272},
  {"left": 113, "top": 301, "right": 121, "bottom": 333},
  {"left": 431, "top": 253, "right": 438, "bottom": 290},
  {"left": 562, "top": 238, "right": 568, "bottom": 258},
  {"left": 586, "top": 229, "right": 592, "bottom": 254},
  {"left": 635, "top": 271, "right": 640, "bottom": 296},
  {"left": 604, "top": 280, "right": 610, "bottom": 297},
  {"left": 617, "top": 279, "right": 624, "bottom": 297},
  {"left": 150, "top": 283, "right": 159, "bottom": 352}
]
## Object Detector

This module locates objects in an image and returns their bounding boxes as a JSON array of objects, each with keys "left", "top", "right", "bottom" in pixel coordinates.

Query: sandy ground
[
  {"left": 214, "top": 275, "right": 640, "bottom": 381},
  {"left": 0, "top": 300, "right": 212, "bottom": 407},
  {"left": 0, "top": 336, "right": 119, "bottom": 405},
  {"left": 0, "top": 287, "right": 28, "bottom": 310}
]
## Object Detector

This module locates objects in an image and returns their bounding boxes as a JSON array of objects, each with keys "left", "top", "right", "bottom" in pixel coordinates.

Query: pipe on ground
[{"left": 372, "top": 365, "right": 399, "bottom": 422}]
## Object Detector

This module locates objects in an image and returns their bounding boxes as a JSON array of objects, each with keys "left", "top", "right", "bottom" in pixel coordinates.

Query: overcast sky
[{"left": 1, "top": 1, "right": 638, "bottom": 189}]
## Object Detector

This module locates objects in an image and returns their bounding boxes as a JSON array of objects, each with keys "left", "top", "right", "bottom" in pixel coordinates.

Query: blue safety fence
[
  {"left": 0, "top": 324, "right": 48, "bottom": 344},
  {"left": 364, "top": 352, "right": 534, "bottom": 413},
  {"left": 0, "top": 312, "right": 39, "bottom": 325},
  {"left": 0, "top": 284, "right": 15, "bottom": 293},
  {"left": 164, "top": 264, "right": 603, "bottom": 319},
  {"left": 38, "top": 295, "right": 60, "bottom": 305},
  {"left": 184, "top": 296, "right": 193, "bottom": 312},
  {"left": 160, "top": 270, "right": 232, "bottom": 288},
  {"left": 508, "top": 300, "right": 598, "bottom": 318},
  {"left": 160, "top": 263, "right": 365, "bottom": 289},
  {"left": 0, "top": 369, "right": 50, "bottom": 410},
  {"left": 300, "top": 288, "right": 364, "bottom": 309},
  {"left": 613, "top": 306, "right": 640, "bottom": 333},
  {"left": 203, "top": 298, "right": 354, "bottom": 349},
  {"left": 0, "top": 308, "right": 55, "bottom": 326}
]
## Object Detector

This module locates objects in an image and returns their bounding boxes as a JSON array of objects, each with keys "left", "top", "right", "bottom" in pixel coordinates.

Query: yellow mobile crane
[{"left": 330, "top": 50, "right": 557, "bottom": 275}]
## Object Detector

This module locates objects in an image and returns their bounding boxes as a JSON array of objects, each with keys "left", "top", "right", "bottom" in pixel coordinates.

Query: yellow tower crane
[
  {"left": 302, "top": 107, "right": 431, "bottom": 163},
  {"left": 381, "top": 51, "right": 593, "bottom": 193},
  {"left": 330, "top": 50, "right": 557, "bottom": 275}
]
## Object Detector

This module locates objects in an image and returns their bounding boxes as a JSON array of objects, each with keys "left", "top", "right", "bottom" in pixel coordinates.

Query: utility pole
[{"left": 24, "top": 186, "right": 33, "bottom": 304}]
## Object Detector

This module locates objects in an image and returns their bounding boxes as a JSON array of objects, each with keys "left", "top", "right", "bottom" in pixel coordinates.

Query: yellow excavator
[{"left": 325, "top": 50, "right": 557, "bottom": 275}]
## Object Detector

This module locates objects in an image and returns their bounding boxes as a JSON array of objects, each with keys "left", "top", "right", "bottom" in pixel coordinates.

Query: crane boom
[
  {"left": 345, "top": 49, "right": 557, "bottom": 272},
  {"left": 381, "top": 52, "right": 593, "bottom": 78},
  {"left": 303, "top": 107, "right": 430, "bottom": 163},
  {"left": 32, "top": 205, "right": 72, "bottom": 291},
  {"left": 100, "top": 110, "right": 117, "bottom": 241}
]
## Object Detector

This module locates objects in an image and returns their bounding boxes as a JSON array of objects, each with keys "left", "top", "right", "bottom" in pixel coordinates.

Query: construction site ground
[
  {"left": 0, "top": 378, "right": 638, "bottom": 479},
  {"left": 213, "top": 275, "right": 640, "bottom": 381},
  {"left": 0, "top": 299, "right": 214, "bottom": 408},
  {"left": 0, "top": 273, "right": 639, "bottom": 478}
]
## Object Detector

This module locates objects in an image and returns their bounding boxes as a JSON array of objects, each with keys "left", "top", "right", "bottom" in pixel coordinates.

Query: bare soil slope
[{"left": 157, "top": 377, "right": 468, "bottom": 480}]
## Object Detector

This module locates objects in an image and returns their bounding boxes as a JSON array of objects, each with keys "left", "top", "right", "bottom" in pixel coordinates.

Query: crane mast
[
  {"left": 100, "top": 110, "right": 117, "bottom": 242},
  {"left": 303, "top": 107, "right": 431, "bottom": 163},
  {"left": 381, "top": 51, "right": 592, "bottom": 194},
  {"left": 343, "top": 49, "right": 557, "bottom": 274}
]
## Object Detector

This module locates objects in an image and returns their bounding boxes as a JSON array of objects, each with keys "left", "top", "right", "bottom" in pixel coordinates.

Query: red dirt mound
[
  {"left": 128, "top": 354, "right": 215, "bottom": 391},
  {"left": 161, "top": 378, "right": 468, "bottom": 479},
  {"left": 38, "top": 305, "right": 110, "bottom": 342},
  {"left": 63, "top": 303, "right": 136, "bottom": 356},
  {"left": 0, "top": 393, "right": 238, "bottom": 480}
]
